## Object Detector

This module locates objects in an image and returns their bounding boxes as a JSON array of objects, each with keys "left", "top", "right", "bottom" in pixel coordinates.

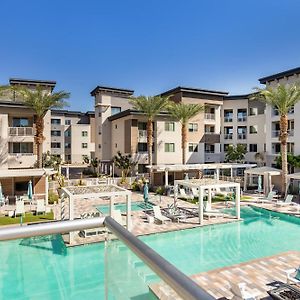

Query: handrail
[
  {"left": 0, "top": 217, "right": 215, "bottom": 300},
  {"left": 104, "top": 216, "right": 215, "bottom": 300}
]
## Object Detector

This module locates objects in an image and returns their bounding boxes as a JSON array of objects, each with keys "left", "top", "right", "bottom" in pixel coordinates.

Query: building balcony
[
  {"left": 237, "top": 133, "right": 247, "bottom": 140},
  {"left": 224, "top": 133, "right": 233, "bottom": 140},
  {"left": 272, "top": 130, "right": 294, "bottom": 138},
  {"left": 7, "top": 153, "right": 36, "bottom": 168},
  {"left": 8, "top": 127, "right": 34, "bottom": 136},
  {"left": 204, "top": 113, "right": 215, "bottom": 120}
]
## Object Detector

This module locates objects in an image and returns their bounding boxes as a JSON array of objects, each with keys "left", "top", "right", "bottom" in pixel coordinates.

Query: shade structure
[
  {"left": 27, "top": 180, "right": 33, "bottom": 200},
  {"left": 143, "top": 182, "right": 149, "bottom": 203}
]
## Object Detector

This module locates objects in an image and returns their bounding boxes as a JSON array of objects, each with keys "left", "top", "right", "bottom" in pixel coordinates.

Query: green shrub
[
  {"left": 48, "top": 192, "right": 59, "bottom": 204},
  {"left": 155, "top": 186, "right": 165, "bottom": 195},
  {"left": 131, "top": 181, "right": 140, "bottom": 191}
]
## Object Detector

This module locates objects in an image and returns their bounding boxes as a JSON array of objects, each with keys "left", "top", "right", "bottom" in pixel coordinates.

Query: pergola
[
  {"left": 174, "top": 178, "right": 240, "bottom": 225},
  {"left": 61, "top": 184, "right": 132, "bottom": 244},
  {"left": 243, "top": 167, "right": 282, "bottom": 195},
  {"left": 148, "top": 163, "right": 256, "bottom": 187}
]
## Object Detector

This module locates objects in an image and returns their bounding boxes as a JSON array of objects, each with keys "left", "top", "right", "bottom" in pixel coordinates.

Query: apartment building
[{"left": 50, "top": 110, "right": 95, "bottom": 164}]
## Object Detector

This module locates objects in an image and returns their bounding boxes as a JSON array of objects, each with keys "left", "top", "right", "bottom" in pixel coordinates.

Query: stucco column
[
  {"left": 243, "top": 173, "right": 247, "bottom": 191},
  {"left": 235, "top": 185, "right": 240, "bottom": 219},
  {"left": 164, "top": 169, "right": 169, "bottom": 187},
  {"left": 230, "top": 168, "right": 233, "bottom": 179},
  {"left": 126, "top": 193, "right": 132, "bottom": 231},
  {"left": 216, "top": 169, "right": 220, "bottom": 180},
  {"left": 198, "top": 187, "right": 204, "bottom": 225},
  {"left": 45, "top": 175, "right": 49, "bottom": 205}
]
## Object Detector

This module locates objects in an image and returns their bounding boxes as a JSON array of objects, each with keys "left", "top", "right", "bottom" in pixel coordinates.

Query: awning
[
  {"left": 244, "top": 166, "right": 281, "bottom": 176},
  {"left": 0, "top": 168, "right": 55, "bottom": 178}
]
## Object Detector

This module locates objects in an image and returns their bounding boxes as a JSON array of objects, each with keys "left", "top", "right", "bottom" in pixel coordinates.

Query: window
[
  {"left": 165, "top": 143, "right": 175, "bottom": 152},
  {"left": 115, "top": 143, "right": 118, "bottom": 148},
  {"left": 237, "top": 126, "right": 247, "bottom": 139},
  {"left": 65, "top": 143, "right": 71, "bottom": 148},
  {"left": 115, "top": 124, "right": 118, "bottom": 129},
  {"left": 98, "top": 144, "right": 101, "bottom": 149},
  {"left": 204, "top": 143, "right": 215, "bottom": 153},
  {"left": 65, "top": 120, "right": 71, "bottom": 125},
  {"left": 189, "top": 143, "right": 198, "bottom": 152},
  {"left": 249, "top": 144, "right": 257, "bottom": 152},
  {"left": 82, "top": 131, "right": 88, "bottom": 137},
  {"left": 288, "top": 142, "right": 294, "bottom": 153},
  {"left": 249, "top": 125, "right": 258, "bottom": 134},
  {"left": 82, "top": 143, "right": 88, "bottom": 149},
  {"left": 11, "top": 142, "right": 33, "bottom": 153},
  {"left": 289, "top": 106, "right": 295, "bottom": 114},
  {"left": 188, "top": 123, "right": 198, "bottom": 132},
  {"left": 64, "top": 130, "right": 71, "bottom": 137},
  {"left": 138, "top": 122, "right": 147, "bottom": 130},
  {"left": 272, "top": 143, "right": 281, "bottom": 154},
  {"left": 165, "top": 122, "right": 175, "bottom": 131},
  {"left": 111, "top": 106, "right": 121, "bottom": 116},
  {"left": 65, "top": 154, "right": 71, "bottom": 162},
  {"left": 138, "top": 164, "right": 148, "bottom": 173},
  {"left": 51, "top": 142, "right": 61, "bottom": 148},
  {"left": 15, "top": 181, "right": 28, "bottom": 192},
  {"left": 51, "top": 130, "right": 61, "bottom": 136},
  {"left": 51, "top": 119, "right": 61, "bottom": 125},
  {"left": 249, "top": 107, "right": 258, "bottom": 116},
  {"left": 138, "top": 143, "right": 148, "bottom": 152},
  {"left": 12, "top": 118, "right": 30, "bottom": 127},
  {"left": 224, "top": 110, "right": 233, "bottom": 122},
  {"left": 237, "top": 109, "right": 247, "bottom": 122}
]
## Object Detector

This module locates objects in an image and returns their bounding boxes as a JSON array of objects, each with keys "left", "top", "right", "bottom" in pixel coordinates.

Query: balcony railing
[
  {"left": 224, "top": 133, "right": 233, "bottom": 140},
  {"left": 204, "top": 150, "right": 215, "bottom": 154},
  {"left": 237, "top": 133, "right": 247, "bottom": 139},
  {"left": 9, "top": 153, "right": 34, "bottom": 156},
  {"left": 272, "top": 130, "right": 294, "bottom": 138},
  {"left": 204, "top": 113, "right": 215, "bottom": 120},
  {"left": 237, "top": 116, "right": 247, "bottom": 122},
  {"left": 9, "top": 127, "right": 34, "bottom": 136},
  {"left": 224, "top": 116, "right": 233, "bottom": 122}
]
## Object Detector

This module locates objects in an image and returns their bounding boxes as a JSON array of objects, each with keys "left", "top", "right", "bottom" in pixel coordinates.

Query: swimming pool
[
  {"left": 96, "top": 201, "right": 153, "bottom": 215},
  {"left": 1, "top": 206, "right": 300, "bottom": 299}
]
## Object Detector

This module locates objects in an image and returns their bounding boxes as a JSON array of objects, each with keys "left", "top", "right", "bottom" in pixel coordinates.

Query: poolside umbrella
[
  {"left": 27, "top": 180, "right": 33, "bottom": 200},
  {"left": 258, "top": 175, "right": 262, "bottom": 193},
  {"left": 143, "top": 182, "right": 149, "bottom": 204}
]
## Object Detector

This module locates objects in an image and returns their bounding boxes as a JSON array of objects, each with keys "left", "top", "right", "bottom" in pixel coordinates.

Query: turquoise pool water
[
  {"left": 96, "top": 201, "right": 153, "bottom": 215},
  {"left": 1, "top": 206, "right": 300, "bottom": 299}
]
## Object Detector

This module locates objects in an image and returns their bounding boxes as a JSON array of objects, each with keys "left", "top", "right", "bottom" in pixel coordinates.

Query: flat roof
[
  {"left": 51, "top": 109, "right": 94, "bottom": 117},
  {"left": 160, "top": 86, "right": 229, "bottom": 97},
  {"left": 9, "top": 78, "right": 56, "bottom": 87},
  {"left": 0, "top": 168, "right": 55, "bottom": 178},
  {"left": 224, "top": 94, "right": 252, "bottom": 100},
  {"left": 259, "top": 67, "right": 300, "bottom": 84},
  {"left": 148, "top": 163, "right": 256, "bottom": 172},
  {"left": 244, "top": 166, "right": 281, "bottom": 176},
  {"left": 90, "top": 85, "right": 134, "bottom": 97},
  {"left": 108, "top": 109, "right": 170, "bottom": 121}
]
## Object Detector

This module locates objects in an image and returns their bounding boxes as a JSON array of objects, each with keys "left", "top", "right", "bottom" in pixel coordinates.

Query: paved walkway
[{"left": 150, "top": 251, "right": 300, "bottom": 299}]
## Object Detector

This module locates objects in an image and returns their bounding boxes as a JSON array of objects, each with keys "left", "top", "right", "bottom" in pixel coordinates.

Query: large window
[
  {"left": 188, "top": 143, "right": 198, "bottom": 152},
  {"left": 111, "top": 106, "right": 121, "bottom": 116},
  {"left": 51, "top": 119, "right": 61, "bottom": 125},
  {"left": 12, "top": 118, "right": 30, "bottom": 127},
  {"left": 11, "top": 142, "right": 33, "bottom": 154},
  {"left": 51, "top": 142, "right": 61, "bottom": 149},
  {"left": 82, "top": 131, "right": 88, "bottom": 137},
  {"left": 51, "top": 130, "right": 61, "bottom": 137},
  {"left": 65, "top": 119, "right": 71, "bottom": 125},
  {"left": 165, "top": 122, "right": 175, "bottom": 132},
  {"left": 188, "top": 123, "right": 198, "bottom": 132},
  {"left": 224, "top": 110, "right": 233, "bottom": 122},
  {"left": 165, "top": 143, "right": 175, "bottom": 152},
  {"left": 204, "top": 143, "right": 215, "bottom": 153},
  {"left": 249, "top": 144, "right": 257, "bottom": 152}
]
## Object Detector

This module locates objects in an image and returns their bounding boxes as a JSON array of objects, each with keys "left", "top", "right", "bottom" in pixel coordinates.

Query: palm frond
[{"left": 167, "top": 102, "right": 204, "bottom": 124}]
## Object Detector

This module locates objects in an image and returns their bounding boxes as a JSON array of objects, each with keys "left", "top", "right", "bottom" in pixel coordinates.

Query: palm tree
[
  {"left": 254, "top": 83, "right": 300, "bottom": 194},
  {"left": 0, "top": 85, "right": 70, "bottom": 168},
  {"left": 130, "top": 96, "right": 170, "bottom": 167},
  {"left": 167, "top": 103, "right": 204, "bottom": 164}
]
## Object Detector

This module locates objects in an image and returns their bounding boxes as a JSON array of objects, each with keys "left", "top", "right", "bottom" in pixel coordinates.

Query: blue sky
[{"left": 1, "top": 0, "right": 300, "bottom": 111}]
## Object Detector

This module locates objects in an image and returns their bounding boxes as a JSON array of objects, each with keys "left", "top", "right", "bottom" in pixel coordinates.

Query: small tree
[
  {"left": 225, "top": 145, "right": 247, "bottom": 163},
  {"left": 254, "top": 152, "right": 265, "bottom": 167},
  {"left": 42, "top": 151, "right": 62, "bottom": 170},
  {"left": 113, "top": 151, "right": 137, "bottom": 183},
  {"left": 82, "top": 156, "right": 99, "bottom": 175}
]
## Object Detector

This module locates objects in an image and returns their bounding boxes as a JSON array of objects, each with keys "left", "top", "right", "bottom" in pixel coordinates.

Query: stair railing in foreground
[{"left": 0, "top": 217, "right": 215, "bottom": 300}]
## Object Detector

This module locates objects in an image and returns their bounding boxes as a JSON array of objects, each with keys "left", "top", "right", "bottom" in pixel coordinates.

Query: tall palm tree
[
  {"left": 167, "top": 103, "right": 204, "bottom": 164},
  {"left": 0, "top": 85, "right": 70, "bottom": 168},
  {"left": 130, "top": 96, "right": 169, "bottom": 167},
  {"left": 254, "top": 83, "right": 300, "bottom": 194}
]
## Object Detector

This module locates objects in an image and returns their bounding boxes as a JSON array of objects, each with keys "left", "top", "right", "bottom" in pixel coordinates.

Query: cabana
[
  {"left": 174, "top": 178, "right": 240, "bottom": 225},
  {"left": 61, "top": 185, "right": 132, "bottom": 245},
  {"left": 243, "top": 167, "right": 282, "bottom": 195},
  {"left": 148, "top": 163, "right": 256, "bottom": 187}
]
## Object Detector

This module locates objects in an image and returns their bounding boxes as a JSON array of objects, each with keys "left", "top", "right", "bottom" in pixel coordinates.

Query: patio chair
[
  {"left": 285, "top": 267, "right": 300, "bottom": 284},
  {"left": 178, "top": 188, "right": 193, "bottom": 200},
  {"left": 258, "top": 191, "right": 276, "bottom": 203},
  {"left": 153, "top": 206, "right": 171, "bottom": 224},
  {"left": 34, "top": 199, "right": 46, "bottom": 215},
  {"left": 276, "top": 194, "right": 297, "bottom": 207},
  {"left": 14, "top": 200, "right": 25, "bottom": 218},
  {"left": 230, "top": 282, "right": 260, "bottom": 300}
]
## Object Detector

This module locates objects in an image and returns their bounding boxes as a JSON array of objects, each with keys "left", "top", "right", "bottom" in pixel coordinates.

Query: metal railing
[
  {"left": 0, "top": 217, "right": 214, "bottom": 300},
  {"left": 237, "top": 116, "right": 247, "bottom": 122},
  {"left": 237, "top": 133, "right": 247, "bottom": 139},
  {"left": 272, "top": 130, "right": 294, "bottom": 137},
  {"left": 8, "top": 127, "right": 34, "bottom": 136},
  {"left": 224, "top": 133, "right": 233, "bottom": 140},
  {"left": 224, "top": 116, "right": 233, "bottom": 122},
  {"left": 204, "top": 113, "right": 215, "bottom": 120}
]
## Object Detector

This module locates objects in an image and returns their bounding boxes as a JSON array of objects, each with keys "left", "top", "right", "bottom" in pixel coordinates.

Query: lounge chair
[
  {"left": 285, "top": 267, "right": 300, "bottom": 284},
  {"left": 258, "top": 191, "right": 276, "bottom": 203},
  {"left": 34, "top": 199, "right": 46, "bottom": 215},
  {"left": 230, "top": 282, "right": 260, "bottom": 300},
  {"left": 14, "top": 200, "right": 25, "bottom": 218},
  {"left": 178, "top": 188, "right": 193, "bottom": 200},
  {"left": 153, "top": 206, "right": 171, "bottom": 224},
  {"left": 276, "top": 194, "right": 297, "bottom": 207}
]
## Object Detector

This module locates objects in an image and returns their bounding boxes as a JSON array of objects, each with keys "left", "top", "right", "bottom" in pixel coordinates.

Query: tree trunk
[
  {"left": 279, "top": 114, "right": 288, "bottom": 196},
  {"left": 146, "top": 119, "right": 153, "bottom": 183},
  {"left": 182, "top": 123, "right": 187, "bottom": 164},
  {"left": 35, "top": 116, "right": 45, "bottom": 168}
]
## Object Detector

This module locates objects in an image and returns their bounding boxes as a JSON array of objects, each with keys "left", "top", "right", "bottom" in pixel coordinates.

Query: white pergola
[
  {"left": 148, "top": 163, "right": 256, "bottom": 187},
  {"left": 244, "top": 167, "right": 282, "bottom": 195},
  {"left": 61, "top": 184, "right": 132, "bottom": 244},
  {"left": 174, "top": 178, "right": 240, "bottom": 225}
]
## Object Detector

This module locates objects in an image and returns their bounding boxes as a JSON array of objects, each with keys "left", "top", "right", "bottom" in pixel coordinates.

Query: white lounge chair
[
  {"left": 203, "top": 201, "right": 224, "bottom": 218},
  {"left": 276, "top": 194, "right": 296, "bottom": 207},
  {"left": 178, "top": 188, "right": 193, "bottom": 200},
  {"left": 258, "top": 191, "right": 276, "bottom": 203},
  {"left": 34, "top": 199, "right": 46, "bottom": 215},
  {"left": 14, "top": 200, "right": 25, "bottom": 218},
  {"left": 153, "top": 206, "right": 171, "bottom": 224},
  {"left": 230, "top": 282, "right": 260, "bottom": 300},
  {"left": 285, "top": 267, "right": 300, "bottom": 284}
]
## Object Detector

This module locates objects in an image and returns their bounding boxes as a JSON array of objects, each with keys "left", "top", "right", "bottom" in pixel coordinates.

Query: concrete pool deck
[{"left": 149, "top": 250, "right": 300, "bottom": 299}]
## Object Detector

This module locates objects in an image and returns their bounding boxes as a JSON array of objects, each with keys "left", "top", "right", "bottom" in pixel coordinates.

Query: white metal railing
[
  {"left": 237, "top": 116, "right": 247, "bottom": 122},
  {"left": 224, "top": 133, "right": 233, "bottom": 140},
  {"left": 8, "top": 127, "right": 34, "bottom": 136},
  {"left": 204, "top": 113, "right": 215, "bottom": 120},
  {"left": 9, "top": 153, "right": 34, "bottom": 156},
  {"left": 272, "top": 130, "right": 294, "bottom": 138},
  {"left": 237, "top": 133, "right": 247, "bottom": 139},
  {"left": 224, "top": 116, "right": 232, "bottom": 122}
]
